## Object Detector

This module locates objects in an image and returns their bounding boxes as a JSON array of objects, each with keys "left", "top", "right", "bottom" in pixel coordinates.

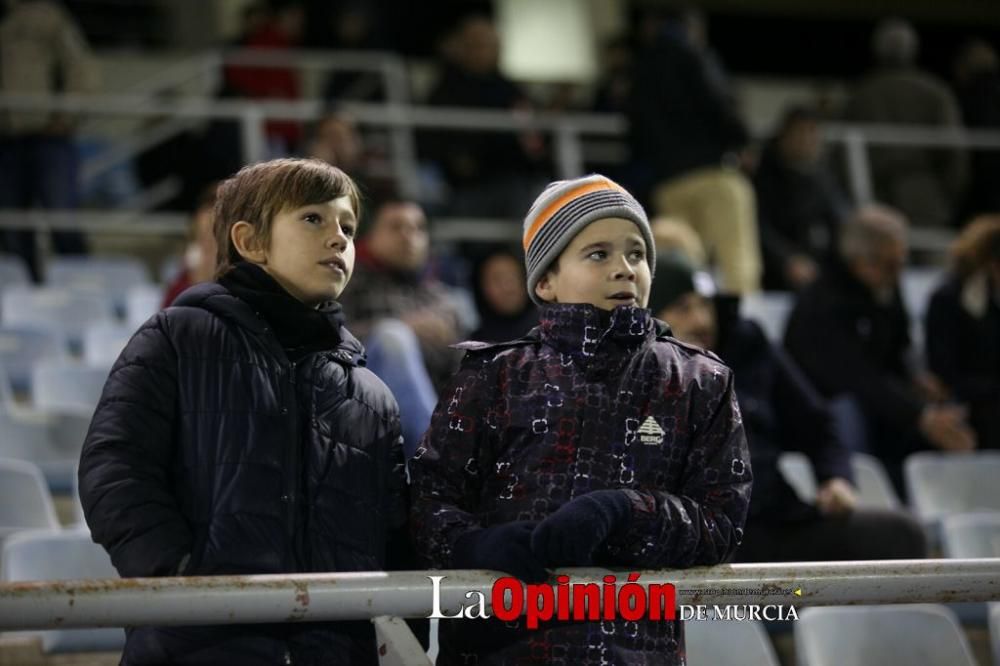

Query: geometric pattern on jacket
[{"left": 410, "top": 303, "right": 752, "bottom": 665}]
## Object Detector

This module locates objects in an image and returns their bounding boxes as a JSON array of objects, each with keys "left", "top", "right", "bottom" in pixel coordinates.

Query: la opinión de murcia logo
[{"left": 426, "top": 575, "right": 800, "bottom": 628}]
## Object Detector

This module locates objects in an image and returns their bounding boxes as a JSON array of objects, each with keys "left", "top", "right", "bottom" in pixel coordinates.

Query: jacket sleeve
[
  {"left": 604, "top": 368, "right": 752, "bottom": 569},
  {"left": 926, "top": 284, "right": 1000, "bottom": 403},
  {"left": 408, "top": 356, "right": 494, "bottom": 568},
  {"left": 771, "top": 345, "right": 853, "bottom": 484},
  {"left": 785, "top": 299, "right": 925, "bottom": 445},
  {"left": 78, "top": 314, "right": 192, "bottom": 578}
]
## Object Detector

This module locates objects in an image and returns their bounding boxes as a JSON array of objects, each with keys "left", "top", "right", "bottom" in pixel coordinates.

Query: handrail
[{"left": 0, "top": 560, "right": 998, "bottom": 630}]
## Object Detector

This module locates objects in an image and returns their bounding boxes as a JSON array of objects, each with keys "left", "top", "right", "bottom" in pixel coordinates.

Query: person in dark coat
[
  {"left": 926, "top": 215, "right": 1000, "bottom": 448},
  {"left": 785, "top": 204, "right": 976, "bottom": 492},
  {"left": 650, "top": 253, "right": 925, "bottom": 562},
  {"left": 469, "top": 244, "right": 539, "bottom": 343},
  {"left": 78, "top": 159, "right": 409, "bottom": 666},
  {"left": 753, "top": 106, "right": 849, "bottom": 291},
  {"left": 410, "top": 175, "right": 752, "bottom": 665}
]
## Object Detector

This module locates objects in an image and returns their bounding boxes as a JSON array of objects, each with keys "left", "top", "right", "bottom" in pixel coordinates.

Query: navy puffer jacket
[{"left": 79, "top": 281, "right": 406, "bottom": 665}]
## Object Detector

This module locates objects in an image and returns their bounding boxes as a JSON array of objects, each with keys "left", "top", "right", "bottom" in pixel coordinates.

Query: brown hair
[
  {"left": 951, "top": 215, "right": 1000, "bottom": 278},
  {"left": 213, "top": 158, "right": 361, "bottom": 277}
]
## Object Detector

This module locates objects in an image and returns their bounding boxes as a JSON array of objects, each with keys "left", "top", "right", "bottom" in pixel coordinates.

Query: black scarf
[{"left": 219, "top": 263, "right": 345, "bottom": 361}]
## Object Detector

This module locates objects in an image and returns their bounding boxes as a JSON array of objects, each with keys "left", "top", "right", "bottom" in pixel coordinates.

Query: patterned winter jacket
[{"left": 410, "top": 303, "right": 752, "bottom": 665}]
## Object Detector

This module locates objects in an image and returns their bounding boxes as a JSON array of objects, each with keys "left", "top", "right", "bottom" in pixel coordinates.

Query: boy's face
[
  {"left": 259, "top": 196, "right": 357, "bottom": 306},
  {"left": 534, "top": 217, "right": 651, "bottom": 311}
]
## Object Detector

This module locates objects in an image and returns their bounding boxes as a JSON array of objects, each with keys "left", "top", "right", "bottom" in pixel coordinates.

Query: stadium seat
[
  {"left": 795, "top": 605, "right": 976, "bottom": 666},
  {"left": 126, "top": 283, "right": 164, "bottom": 330},
  {"left": 31, "top": 360, "right": 111, "bottom": 417},
  {"left": 1, "top": 528, "right": 125, "bottom": 653},
  {"left": 778, "top": 452, "right": 901, "bottom": 510},
  {"left": 0, "top": 253, "right": 31, "bottom": 288},
  {"left": 739, "top": 291, "right": 794, "bottom": 343},
  {"left": 83, "top": 322, "right": 134, "bottom": 366},
  {"left": 0, "top": 286, "right": 115, "bottom": 354},
  {"left": 941, "top": 512, "right": 1000, "bottom": 558},
  {"left": 686, "top": 618, "right": 779, "bottom": 666},
  {"left": 45, "top": 255, "right": 151, "bottom": 319},
  {"left": 900, "top": 267, "right": 944, "bottom": 321},
  {"left": 990, "top": 604, "right": 1000, "bottom": 666},
  {"left": 0, "top": 325, "right": 67, "bottom": 396},
  {"left": 0, "top": 459, "right": 60, "bottom": 543},
  {"left": 905, "top": 451, "right": 1000, "bottom": 524}
]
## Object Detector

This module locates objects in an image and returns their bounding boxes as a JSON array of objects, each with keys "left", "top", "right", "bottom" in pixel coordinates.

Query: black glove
[
  {"left": 531, "top": 490, "right": 633, "bottom": 567},
  {"left": 452, "top": 521, "right": 547, "bottom": 583}
]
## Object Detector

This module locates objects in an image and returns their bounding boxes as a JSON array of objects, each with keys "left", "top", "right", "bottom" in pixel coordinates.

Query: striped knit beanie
[{"left": 522, "top": 174, "right": 655, "bottom": 305}]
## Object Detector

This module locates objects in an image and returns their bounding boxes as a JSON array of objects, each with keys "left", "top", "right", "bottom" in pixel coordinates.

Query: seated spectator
[
  {"left": 651, "top": 253, "right": 925, "bottom": 561},
  {"left": 303, "top": 112, "right": 395, "bottom": 208},
  {"left": 469, "top": 245, "right": 538, "bottom": 342},
  {"left": 785, "top": 205, "right": 976, "bottom": 493},
  {"left": 926, "top": 215, "right": 1000, "bottom": 448},
  {"left": 339, "top": 199, "right": 464, "bottom": 455},
  {"left": 163, "top": 184, "right": 219, "bottom": 307},
  {"left": 223, "top": 0, "right": 305, "bottom": 157},
  {"left": 0, "top": 0, "right": 99, "bottom": 280},
  {"left": 954, "top": 39, "right": 1000, "bottom": 218},
  {"left": 629, "top": 7, "right": 762, "bottom": 294},
  {"left": 423, "top": 14, "right": 547, "bottom": 217},
  {"left": 844, "top": 18, "right": 967, "bottom": 228},
  {"left": 754, "top": 106, "right": 849, "bottom": 291}
]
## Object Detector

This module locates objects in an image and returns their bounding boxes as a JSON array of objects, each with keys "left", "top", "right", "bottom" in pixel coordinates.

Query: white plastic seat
[
  {"left": 795, "top": 605, "right": 976, "bottom": 666},
  {"left": 125, "top": 283, "right": 164, "bottom": 330},
  {"left": 45, "top": 255, "right": 151, "bottom": 318},
  {"left": 1, "top": 286, "right": 115, "bottom": 353},
  {"left": 777, "top": 451, "right": 817, "bottom": 502},
  {"left": 82, "top": 322, "right": 134, "bottom": 366},
  {"left": 31, "top": 360, "right": 111, "bottom": 417},
  {"left": 0, "top": 253, "right": 31, "bottom": 287},
  {"left": 990, "top": 603, "right": 1000, "bottom": 666},
  {"left": 686, "top": 619, "right": 779, "bottom": 666},
  {"left": 2, "top": 528, "right": 124, "bottom": 653},
  {"left": 0, "top": 459, "right": 60, "bottom": 542},
  {"left": 778, "top": 452, "right": 901, "bottom": 510},
  {"left": 941, "top": 512, "right": 1000, "bottom": 558},
  {"left": 0, "top": 325, "right": 67, "bottom": 395},
  {"left": 905, "top": 452, "right": 1000, "bottom": 524},
  {"left": 740, "top": 292, "right": 795, "bottom": 343},
  {"left": 900, "top": 267, "right": 944, "bottom": 321}
]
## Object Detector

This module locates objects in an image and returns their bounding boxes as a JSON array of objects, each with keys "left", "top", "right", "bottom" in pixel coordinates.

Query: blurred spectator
[
  {"left": 651, "top": 253, "right": 925, "bottom": 561},
  {"left": 319, "top": 3, "right": 387, "bottom": 103},
  {"left": 926, "top": 215, "right": 1000, "bottom": 448},
  {"left": 785, "top": 205, "right": 976, "bottom": 492},
  {"left": 162, "top": 183, "right": 219, "bottom": 307},
  {"left": 591, "top": 36, "right": 633, "bottom": 113},
  {"left": 844, "top": 18, "right": 968, "bottom": 228},
  {"left": 469, "top": 245, "right": 538, "bottom": 342},
  {"left": 652, "top": 215, "right": 708, "bottom": 268},
  {"left": 755, "top": 106, "right": 850, "bottom": 291},
  {"left": 223, "top": 0, "right": 305, "bottom": 156},
  {"left": 954, "top": 39, "right": 1000, "bottom": 218},
  {"left": 304, "top": 112, "right": 394, "bottom": 208},
  {"left": 629, "top": 8, "right": 762, "bottom": 294},
  {"left": 0, "top": 0, "right": 99, "bottom": 280},
  {"left": 423, "top": 14, "right": 547, "bottom": 217},
  {"left": 339, "top": 199, "right": 464, "bottom": 454}
]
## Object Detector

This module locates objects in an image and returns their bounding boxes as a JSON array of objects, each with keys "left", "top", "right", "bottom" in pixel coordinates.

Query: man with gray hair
[
  {"left": 844, "top": 18, "right": 967, "bottom": 229},
  {"left": 785, "top": 205, "right": 976, "bottom": 493}
]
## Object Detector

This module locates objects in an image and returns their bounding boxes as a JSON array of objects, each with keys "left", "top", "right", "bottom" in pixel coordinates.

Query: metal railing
[{"left": 1, "top": 560, "right": 999, "bottom": 630}]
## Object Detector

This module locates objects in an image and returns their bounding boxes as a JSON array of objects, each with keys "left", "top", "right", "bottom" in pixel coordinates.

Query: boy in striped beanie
[
  {"left": 410, "top": 174, "right": 751, "bottom": 665},
  {"left": 523, "top": 174, "right": 657, "bottom": 308}
]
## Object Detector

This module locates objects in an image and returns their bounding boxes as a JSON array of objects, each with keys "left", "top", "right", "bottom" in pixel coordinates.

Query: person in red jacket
[{"left": 410, "top": 174, "right": 752, "bottom": 665}]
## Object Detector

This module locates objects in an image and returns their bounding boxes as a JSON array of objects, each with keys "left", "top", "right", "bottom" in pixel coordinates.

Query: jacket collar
[
  {"left": 171, "top": 281, "right": 366, "bottom": 367},
  {"left": 537, "top": 303, "right": 656, "bottom": 361}
]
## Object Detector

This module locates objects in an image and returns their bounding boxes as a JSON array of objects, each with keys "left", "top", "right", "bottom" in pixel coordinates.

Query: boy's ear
[
  {"left": 534, "top": 272, "right": 557, "bottom": 303},
  {"left": 231, "top": 221, "right": 267, "bottom": 264}
]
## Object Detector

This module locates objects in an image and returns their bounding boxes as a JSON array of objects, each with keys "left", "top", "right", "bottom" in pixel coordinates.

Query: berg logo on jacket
[{"left": 638, "top": 416, "right": 666, "bottom": 445}]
